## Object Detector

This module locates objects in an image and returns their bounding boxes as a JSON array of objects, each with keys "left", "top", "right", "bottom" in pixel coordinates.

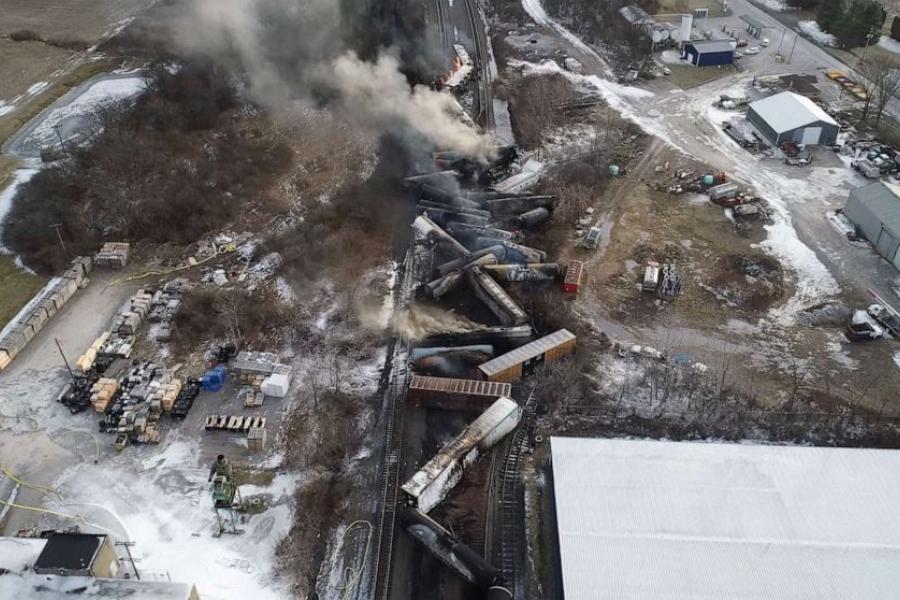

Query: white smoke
[
  {"left": 326, "top": 52, "right": 495, "bottom": 162},
  {"left": 177, "top": 0, "right": 494, "bottom": 159},
  {"left": 392, "top": 303, "right": 479, "bottom": 341}
]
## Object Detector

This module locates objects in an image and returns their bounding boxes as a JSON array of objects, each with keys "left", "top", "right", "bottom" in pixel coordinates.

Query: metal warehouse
[
  {"left": 682, "top": 39, "right": 735, "bottom": 67},
  {"left": 845, "top": 181, "right": 900, "bottom": 270},
  {"left": 747, "top": 91, "right": 839, "bottom": 146},
  {"left": 550, "top": 437, "right": 900, "bottom": 600}
]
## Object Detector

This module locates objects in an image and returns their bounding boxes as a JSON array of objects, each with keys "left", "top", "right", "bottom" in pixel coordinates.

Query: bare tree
[{"left": 870, "top": 55, "right": 900, "bottom": 128}]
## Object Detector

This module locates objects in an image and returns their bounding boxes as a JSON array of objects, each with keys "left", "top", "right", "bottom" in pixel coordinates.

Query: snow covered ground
[
  {"left": 46, "top": 436, "right": 299, "bottom": 599},
  {"left": 798, "top": 21, "right": 837, "bottom": 47},
  {"left": 878, "top": 35, "right": 900, "bottom": 55},
  {"left": 0, "top": 162, "right": 40, "bottom": 249},
  {"left": 6, "top": 72, "right": 146, "bottom": 159}
]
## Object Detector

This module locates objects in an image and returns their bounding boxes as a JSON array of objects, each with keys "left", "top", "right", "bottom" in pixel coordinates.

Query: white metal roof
[
  {"left": 748, "top": 91, "right": 837, "bottom": 133},
  {"left": 551, "top": 437, "right": 900, "bottom": 600},
  {"left": 687, "top": 39, "right": 736, "bottom": 53}
]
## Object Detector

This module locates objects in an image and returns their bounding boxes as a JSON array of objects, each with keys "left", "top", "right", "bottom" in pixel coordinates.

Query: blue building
[{"left": 682, "top": 39, "right": 735, "bottom": 66}]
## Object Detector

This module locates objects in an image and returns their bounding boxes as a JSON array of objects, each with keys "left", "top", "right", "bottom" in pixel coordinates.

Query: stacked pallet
[
  {"left": 112, "top": 290, "right": 153, "bottom": 337},
  {"left": 76, "top": 332, "right": 110, "bottom": 372},
  {"left": 204, "top": 415, "right": 267, "bottom": 432},
  {"left": 248, "top": 427, "right": 267, "bottom": 450},
  {"left": 0, "top": 257, "right": 94, "bottom": 372},
  {"left": 90, "top": 378, "right": 119, "bottom": 413},
  {"left": 94, "top": 242, "right": 130, "bottom": 269},
  {"left": 159, "top": 379, "right": 183, "bottom": 412}
]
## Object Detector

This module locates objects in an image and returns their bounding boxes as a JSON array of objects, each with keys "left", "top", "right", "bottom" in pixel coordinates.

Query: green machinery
[{"left": 211, "top": 461, "right": 245, "bottom": 537}]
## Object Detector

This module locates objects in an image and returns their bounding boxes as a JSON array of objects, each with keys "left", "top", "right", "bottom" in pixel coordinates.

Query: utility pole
[
  {"left": 53, "top": 125, "right": 67, "bottom": 155},
  {"left": 115, "top": 541, "right": 140, "bottom": 580},
  {"left": 49, "top": 223, "right": 68, "bottom": 258},
  {"left": 54, "top": 337, "right": 75, "bottom": 382},
  {"left": 788, "top": 32, "right": 798, "bottom": 63},
  {"left": 777, "top": 28, "right": 786, "bottom": 54}
]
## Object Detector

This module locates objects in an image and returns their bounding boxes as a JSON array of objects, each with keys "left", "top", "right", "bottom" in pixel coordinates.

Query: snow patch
[
  {"left": 520, "top": 0, "right": 614, "bottom": 77},
  {"left": 894, "top": 350, "right": 900, "bottom": 370},
  {"left": 878, "top": 36, "right": 900, "bottom": 55},
  {"left": 0, "top": 166, "right": 40, "bottom": 250},
  {"left": 51, "top": 439, "right": 299, "bottom": 599},
  {"left": 29, "top": 76, "right": 146, "bottom": 149},
  {"left": 26, "top": 81, "right": 49, "bottom": 96},
  {"left": 798, "top": 21, "right": 837, "bottom": 47}
]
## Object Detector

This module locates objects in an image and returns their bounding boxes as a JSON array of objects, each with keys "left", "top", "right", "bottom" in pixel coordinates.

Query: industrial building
[
  {"left": 681, "top": 39, "right": 735, "bottom": 67},
  {"left": 746, "top": 91, "right": 839, "bottom": 146},
  {"left": 550, "top": 437, "right": 900, "bottom": 599},
  {"left": 0, "top": 535, "right": 200, "bottom": 599},
  {"left": 845, "top": 181, "right": 900, "bottom": 270}
]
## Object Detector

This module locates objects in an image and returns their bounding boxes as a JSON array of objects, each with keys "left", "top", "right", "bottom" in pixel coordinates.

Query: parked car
[
  {"left": 761, "top": 38, "right": 770, "bottom": 47},
  {"left": 734, "top": 51, "right": 743, "bottom": 59},
  {"left": 745, "top": 46, "right": 760, "bottom": 55},
  {"left": 737, "top": 39, "right": 749, "bottom": 47}
]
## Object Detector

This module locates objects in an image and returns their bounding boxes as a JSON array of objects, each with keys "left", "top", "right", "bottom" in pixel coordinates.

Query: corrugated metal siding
[
  {"left": 478, "top": 329, "right": 576, "bottom": 379},
  {"left": 783, "top": 121, "right": 839, "bottom": 145},
  {"left": 408, "top": 375, "right": 512, "bottom": 408},
  {"left": 846, "top": 183, "right": 900, "bottom": 267},
  {"left": 747, "top": 106, "right": 778, "bottom": 145},
  {"left": 696, "top": 50, "right": 733, "bottom": 67},
  {"left": 551, "top": 437, "right": 900, "bottom": 600}
]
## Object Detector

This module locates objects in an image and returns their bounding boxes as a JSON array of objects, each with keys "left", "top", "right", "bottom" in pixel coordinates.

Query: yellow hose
[
  {"left": 0, "top": 464, "right": 62, "bottom": 501},
  {"left": 331, "top": 520, "right": 373, "bottom": 600},
  {"left": 110, "top": 245, "right": 236, "bottom": 285}
]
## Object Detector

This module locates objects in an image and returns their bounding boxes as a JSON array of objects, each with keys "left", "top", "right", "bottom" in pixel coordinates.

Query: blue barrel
[
  {"left": 702, "top": 174, "right": 715, "bottom": 186},
  {"left": 202, "top": 364, "right": 227, "bottom": 392}
]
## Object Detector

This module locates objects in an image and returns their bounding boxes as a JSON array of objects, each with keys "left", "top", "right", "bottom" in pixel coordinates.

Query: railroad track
[
  {"left": 462, "top": 0, "right": 494, "bottom": 130},
  {"left": 492, "top": 391, "right": 537, "bottom": 597},
  {"left": 370, "top": 241, "right": 433, "bottom": 600}
]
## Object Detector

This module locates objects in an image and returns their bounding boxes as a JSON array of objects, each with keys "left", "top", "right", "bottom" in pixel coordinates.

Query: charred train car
[{"left": 402, "top": 396, "right": 522, "bottom": 513}]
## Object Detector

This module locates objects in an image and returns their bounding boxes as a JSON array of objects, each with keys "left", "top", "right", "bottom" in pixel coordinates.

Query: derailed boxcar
[
  {"left": 402, "top": 397, "right": 522, "bottom": 513},
  {"left": 478, "top": 328, "right": 576, "bottom": 382},
  {"left": 409, "top": 375, "right": 512, "bottom": 411}
]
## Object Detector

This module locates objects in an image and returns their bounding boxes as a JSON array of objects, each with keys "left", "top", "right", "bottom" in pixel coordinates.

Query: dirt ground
[
  {"left": 0, "top": 255, "right": 47, "bottom": 330},
  {"left": 0, "top": 39, "right": 72, "bottom": 101},
  {"left": 0, "top": 0, "right": 155, "bottom": 42}
]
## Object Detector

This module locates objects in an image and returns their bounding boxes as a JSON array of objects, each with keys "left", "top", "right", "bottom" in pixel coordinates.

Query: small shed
[
  {"left": 682, "top": 39, "right": 735, "bottom": 67},
  {"left": 747, "top": 91, "right": 839, "bottom": 146},
  {"left": 845, "top": 181, "right": 900, "bottom": 270},
  {"left": 33, "top": 532, "right": 119, "bottom": 578}
]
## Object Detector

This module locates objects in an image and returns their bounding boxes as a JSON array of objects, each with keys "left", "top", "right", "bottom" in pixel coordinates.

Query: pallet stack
[
  {"left": 90, "top": 378, "right": 119, "bottom": 413},
  {"left": 76, "top": 332, "right": 110, "bottom": 372},
  {"left": 159, "top": 379, "right": 183, "bottom": 412},
  {"left": 248, "top": 427, "right": 267, "bottom": 451},
  {"left": 0, "top": 256, "right": 93, "bottom": 372},
  {"left": 94, "top": 242, "right": 130, "bottom": 269}
]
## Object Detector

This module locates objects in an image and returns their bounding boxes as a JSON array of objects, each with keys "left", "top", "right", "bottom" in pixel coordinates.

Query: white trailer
[{"left": 402, "top": 397, "right": 522, "bottom": 513}]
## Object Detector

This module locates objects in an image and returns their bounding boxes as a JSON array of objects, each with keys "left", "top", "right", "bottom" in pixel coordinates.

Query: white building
[{"left": 551, "top": 437, "right": 900, "bottom": 599}]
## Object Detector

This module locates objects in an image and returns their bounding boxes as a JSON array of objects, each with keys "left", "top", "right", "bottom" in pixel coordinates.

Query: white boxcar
[{"left": 402, "top": 396, "right": 522, "bottom": 513}]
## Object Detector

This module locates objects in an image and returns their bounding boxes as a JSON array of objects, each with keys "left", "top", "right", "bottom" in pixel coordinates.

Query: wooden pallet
[{"left": 204, "top": 415, "right": 267, "bottom": 433}]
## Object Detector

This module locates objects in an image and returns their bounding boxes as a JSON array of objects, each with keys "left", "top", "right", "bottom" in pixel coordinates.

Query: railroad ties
[{"left": 495, "top": 393, "right": 537, "bottom": 598}]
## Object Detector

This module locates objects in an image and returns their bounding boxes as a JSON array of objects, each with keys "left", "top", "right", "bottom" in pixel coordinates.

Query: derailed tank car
[
  {"left": 401, "top": 397, "right": 522, "bottom": 513},
  {"left": 478, "top": 328, "right": 576, "bottom": 383}
]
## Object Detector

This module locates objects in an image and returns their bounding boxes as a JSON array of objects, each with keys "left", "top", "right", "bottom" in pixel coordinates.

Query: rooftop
[
  {"left": 551, "top": 437, "right": 900, "bottom": 600},
  {"left": 749, "top": 91, "right": 837, "bottom": 133},
  {"left": 686, "top": 39, "right": 736, "bottom": 53},
  {"left": 850, "top": 181, "right": 900, "bottom": 235},
  {"left": 0, "top": 573, "right": 197, "bottom": 600},
  {"left": 478, "top": 328, "right": 574, "bottom": 377},
  {"left": 34, "top": 533, "right": 106, "bottom": 573}
]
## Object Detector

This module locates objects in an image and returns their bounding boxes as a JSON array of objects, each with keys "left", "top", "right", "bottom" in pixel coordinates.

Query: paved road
[{"left": 0, "top": 271, "right": 138, "bottom": 535}]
